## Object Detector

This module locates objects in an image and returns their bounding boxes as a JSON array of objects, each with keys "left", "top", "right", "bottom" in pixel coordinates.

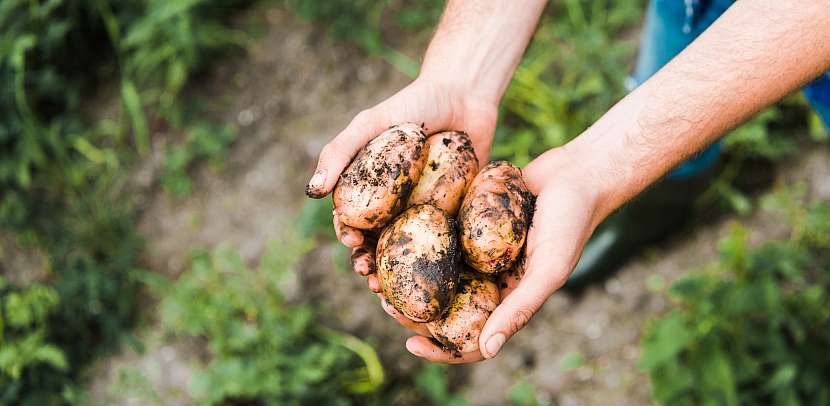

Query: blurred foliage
[
  {"left": 640, "top": 198, "right": 830, "bottom": 405},
  {"left": 0, "top": 0, "right": 252, "bottom": 402},
  {"left": 0, "top": 278, "right": 66, "bottom": 401},
  {"left": 284, "top": 0, "right": 437, "bottom": 53},
  {"left": 414, "top": 364, "right": 469, "bottom": 406},
  {"left": 283, "top": 0, "right": 444, "bottom": 76},
  {"left": 507, "top": 380, "right": 556, "bottom": 406},
  {"left": 157, "top": 237, "right": 385, "bottom": 404},
  {"left": 161, "top": 121, "right": 237, "bottom": 196},
  {"left": 494, "top": 0, "right": 645, "bottom": 166}
]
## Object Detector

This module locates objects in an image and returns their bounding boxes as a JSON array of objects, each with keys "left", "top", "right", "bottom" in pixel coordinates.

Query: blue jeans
[{"left": 633, "top": 0, "right": 830, "bottom": 178}]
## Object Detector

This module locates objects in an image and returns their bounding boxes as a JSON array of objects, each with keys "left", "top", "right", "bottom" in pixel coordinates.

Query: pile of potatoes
[{"left": 333, "top": 123, "right": 534, "bottom": 354}]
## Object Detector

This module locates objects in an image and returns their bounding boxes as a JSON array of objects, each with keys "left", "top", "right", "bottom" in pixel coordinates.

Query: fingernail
[
  {"left": 484, "top": 333, "right": 506, "bottom": 358},
  {"left": 305, "top": 169, "right": 327, "bottom": 198},
  {"left": 406, "top": 341, "right": 423, "bottom": 357}
]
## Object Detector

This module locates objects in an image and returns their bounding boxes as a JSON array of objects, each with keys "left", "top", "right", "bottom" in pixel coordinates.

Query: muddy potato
[
  {"left": 376, "top": 204, "right": 460, "bottom": 322},
  {"left": 459, "top": 161, "right": 534, "bottom": 274},
  {"left": 333, "top": 123, "right": 428, "bottom": 229},
  {"left": 427, "top": 273, "right": 500, "bottom": 354},
  {"left": 407, "top": 131, "right": 479, "bottom": 216}
]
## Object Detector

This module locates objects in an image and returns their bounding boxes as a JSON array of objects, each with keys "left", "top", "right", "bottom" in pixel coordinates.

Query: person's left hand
[{"left": 402, "top": 146, "right": 607, "bottom": 363}]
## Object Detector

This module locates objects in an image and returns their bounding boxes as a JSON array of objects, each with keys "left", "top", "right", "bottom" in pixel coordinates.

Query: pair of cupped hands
[{"left": 306, "top": 78, "right": 603, "bottom": 364}]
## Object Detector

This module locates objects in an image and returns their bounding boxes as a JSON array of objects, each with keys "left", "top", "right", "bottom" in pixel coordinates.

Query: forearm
[
  {"left": 419, "top": 0, "right": 547, "bottom": 105},
  {"left": 564, "top": 0, "right": 830, "bottom": 219}
]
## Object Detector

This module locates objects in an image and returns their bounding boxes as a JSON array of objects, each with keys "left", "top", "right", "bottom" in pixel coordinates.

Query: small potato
[
  {"left": 427, "top": 273, "right": 500, "bottom": 354},
  {"left": 459, "top": 161, "right": 534, "bottom": 274},
  {"left": 376, "top": 204, "right": 460, "bottom": 322},
  {"left": 407, "top": 131, "right": 479, "bottom": 216},
  {"left": 333, "top": 123, "right": 428, "bottom": 229}
]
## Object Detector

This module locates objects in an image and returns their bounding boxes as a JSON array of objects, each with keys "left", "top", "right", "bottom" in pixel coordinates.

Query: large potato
[
  {"left": 333, "top": 123, "right": 428, "bottom": 229},
  {"left": 427, "top": 273, "right": 500, "bottom": 354},
  {"left": 459, "top": 161, "right": 534, "bottom": 274},
  {"left": 376, "top": 204, "right": 460, "bottom": 322},
  {"left": 407, "top": 131, "right": 478, "bottom": 216}
]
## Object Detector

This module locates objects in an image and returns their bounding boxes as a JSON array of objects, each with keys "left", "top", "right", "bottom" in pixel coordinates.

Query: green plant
[
  {"left": 0, "top": 278, "right": 67, "bottom": 402},
  {"left": 493, "top": 0, "right": 645, "bottom": 166},
  {"left": 161, "top": 121, "right": 237, "bottom": 196},
  {"left": 507, "top": 380, "right": 555, "bottom": 406},
  {"left": 414, "top": 364, "right": 469, "bottom": 406},
  {"left": 640, "top": 200, "right": 830, "bottom": 405},
  {"left": 0, "top": 0, "right": 258, "bottom": 402},
  {"left": 158, "top": 237, "right": 384, "bottom": 405}
]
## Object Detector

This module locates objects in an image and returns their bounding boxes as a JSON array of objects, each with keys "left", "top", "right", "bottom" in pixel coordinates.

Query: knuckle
[
  {"left": 319, "top": 141, "right": 340, "bottom": 161},
  {"left": 508, "top": 308, "right": 534, "bottom": 333},
  {"left": 352, "top": 108, "right": 374, "bottom": 125}
]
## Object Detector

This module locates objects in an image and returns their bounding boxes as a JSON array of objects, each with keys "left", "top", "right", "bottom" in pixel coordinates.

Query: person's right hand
[{"left": 306, "top": 77, "right": 498, "bottom": 280}]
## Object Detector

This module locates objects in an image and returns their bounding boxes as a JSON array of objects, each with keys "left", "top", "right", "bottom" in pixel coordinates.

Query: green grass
[{"left": 641, "top": 194, "right": 830, "bottom": 405}]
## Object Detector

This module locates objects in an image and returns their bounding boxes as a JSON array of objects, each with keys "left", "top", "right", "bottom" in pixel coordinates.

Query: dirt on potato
[
  {"left": 376, "top": 204, "right": 461, "bottom": 322},
  {"left": 332, "top": 122, "right": 428, "bottom": 229},
  {"left": 459, "top": 161, "right": 535, "bottom": 274}
]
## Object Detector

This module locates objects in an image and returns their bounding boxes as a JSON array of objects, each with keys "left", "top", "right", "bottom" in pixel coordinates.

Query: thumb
[
  {"left": 478, "top": 254, "right": 565, "bottom": 359},
  {"left": 305, "top": 108, "right": 388, "bottom": 198},
  {"left": 478, "top": 187, "right": 595, "bottom": 359}
]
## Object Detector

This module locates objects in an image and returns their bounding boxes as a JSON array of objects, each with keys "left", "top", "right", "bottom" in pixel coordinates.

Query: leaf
[
  {"left": 698, "top": 348, "right": 737, "bottom": 406},
  {"left": 121, "top": 80, "right": 149, "bottom": 154},
  {"left": 33, "top": 345, "right": 68, "bottom": 370},
  {"left": 766, "top": 365, "right": 797, "bottom": 391},
  {"left": 639, "top": 311, "right": 694, "bottom": 370},
  {"left": 559, "top": 351, "right": 585, "bottom": 372}
]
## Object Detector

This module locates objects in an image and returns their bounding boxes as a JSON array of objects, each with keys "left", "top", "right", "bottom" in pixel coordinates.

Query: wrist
[
  {"left": 418, "top": 0, "right": 547, "bottom": 106},
  {"left": 561, "top": 95, "right": 656, "bottom": 220},
  {"left": 522, "top": 145, "right": 608, "bottom": 229}
]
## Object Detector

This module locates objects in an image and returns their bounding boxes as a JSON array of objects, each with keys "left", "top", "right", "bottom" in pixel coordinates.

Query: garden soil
[{"left": 85, "top": 6, "right": 830, "bottom": 405}]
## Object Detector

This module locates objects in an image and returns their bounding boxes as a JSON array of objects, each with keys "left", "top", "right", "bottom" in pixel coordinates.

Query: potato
[
  {"left": 333, "top": 123, "right": 428, "bottom": 229},
  {"left": 376, "top": 204, "right": 460, "bottom": 322},
  {"left": 427, "top": 273, "right": 500, "bottom": 354},
  {"left": 407, "top": 131, "right": 479, "bottom": 216},
  {"left": 459, "top": 161, "right": 534, "bottom": 274}
]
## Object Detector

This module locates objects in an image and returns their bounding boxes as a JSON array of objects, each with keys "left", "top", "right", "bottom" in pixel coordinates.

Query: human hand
[
  {"left": 404, "top": 146, "right": 607, "bottom": 363},
  {"left": 306, "top": 77, "right": 498, "bottom": 279}
]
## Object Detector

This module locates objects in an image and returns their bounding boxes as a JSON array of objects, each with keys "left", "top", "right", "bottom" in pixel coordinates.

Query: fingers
[
  {"left": 378, "top": 294, "right": 431, "bottom": 336},
  {"left": 305, "top": 109, "right": 388, "bottom": 198},
  {"left": 353, "top": 229, "right": 380, "bottom": 277},
  {"left": 367, "top": 274, "right": 381, "bottom": 292},
  {"left": 352, "top": 247, "right": 375, "bottom": 276},
  {"left": 405, "top": 336, "right": 484, "bottom": 364},
  {"left": 334, "top": 211, "right": 364, "bottom": 248},
  {"left": 478, "top": 189, "right": 594, "bottom": 359}
]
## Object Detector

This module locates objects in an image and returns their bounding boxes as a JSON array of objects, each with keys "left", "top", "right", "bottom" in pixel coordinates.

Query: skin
[{"left": 308, "top": 0, "right": 830, "bottom": 363}]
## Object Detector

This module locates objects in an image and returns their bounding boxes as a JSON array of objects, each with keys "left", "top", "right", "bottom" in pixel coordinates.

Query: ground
[{"left": 84, "top": 5, "right": 830, "bottom": 405}]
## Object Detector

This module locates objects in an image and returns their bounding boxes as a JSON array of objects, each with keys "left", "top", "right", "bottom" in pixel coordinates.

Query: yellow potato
[
  {"left": 427, "top": 273, "right": 500, "bottom": 354},
  {"left": 458, "top": 161, "right": 534, "bottom": 274},
  {"left": 407, "top": 131, "right": 479, "bottom": 216},
  {"left": 333, "top": 123, "right": 427, "bottom": 229},
  {"left": 376, "top": 204, "right": 460, "bottom": 322}
]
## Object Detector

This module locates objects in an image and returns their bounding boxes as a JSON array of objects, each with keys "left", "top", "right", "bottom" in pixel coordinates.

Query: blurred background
[{"left": 1, "top": 0, "right": 828, "bottom": 404}]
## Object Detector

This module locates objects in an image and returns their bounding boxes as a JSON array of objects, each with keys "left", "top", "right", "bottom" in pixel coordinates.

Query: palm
[{"left": 401, "top": 148, "right": 601, "bottom": 363}]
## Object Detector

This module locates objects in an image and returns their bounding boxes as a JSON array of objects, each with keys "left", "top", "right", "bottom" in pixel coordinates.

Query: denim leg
[
  {"left": 632, "top": 0, "right": 735, "bottom": 179},
  {"left": 804, "top": 72, "right": 830, "bottom": 133}
]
